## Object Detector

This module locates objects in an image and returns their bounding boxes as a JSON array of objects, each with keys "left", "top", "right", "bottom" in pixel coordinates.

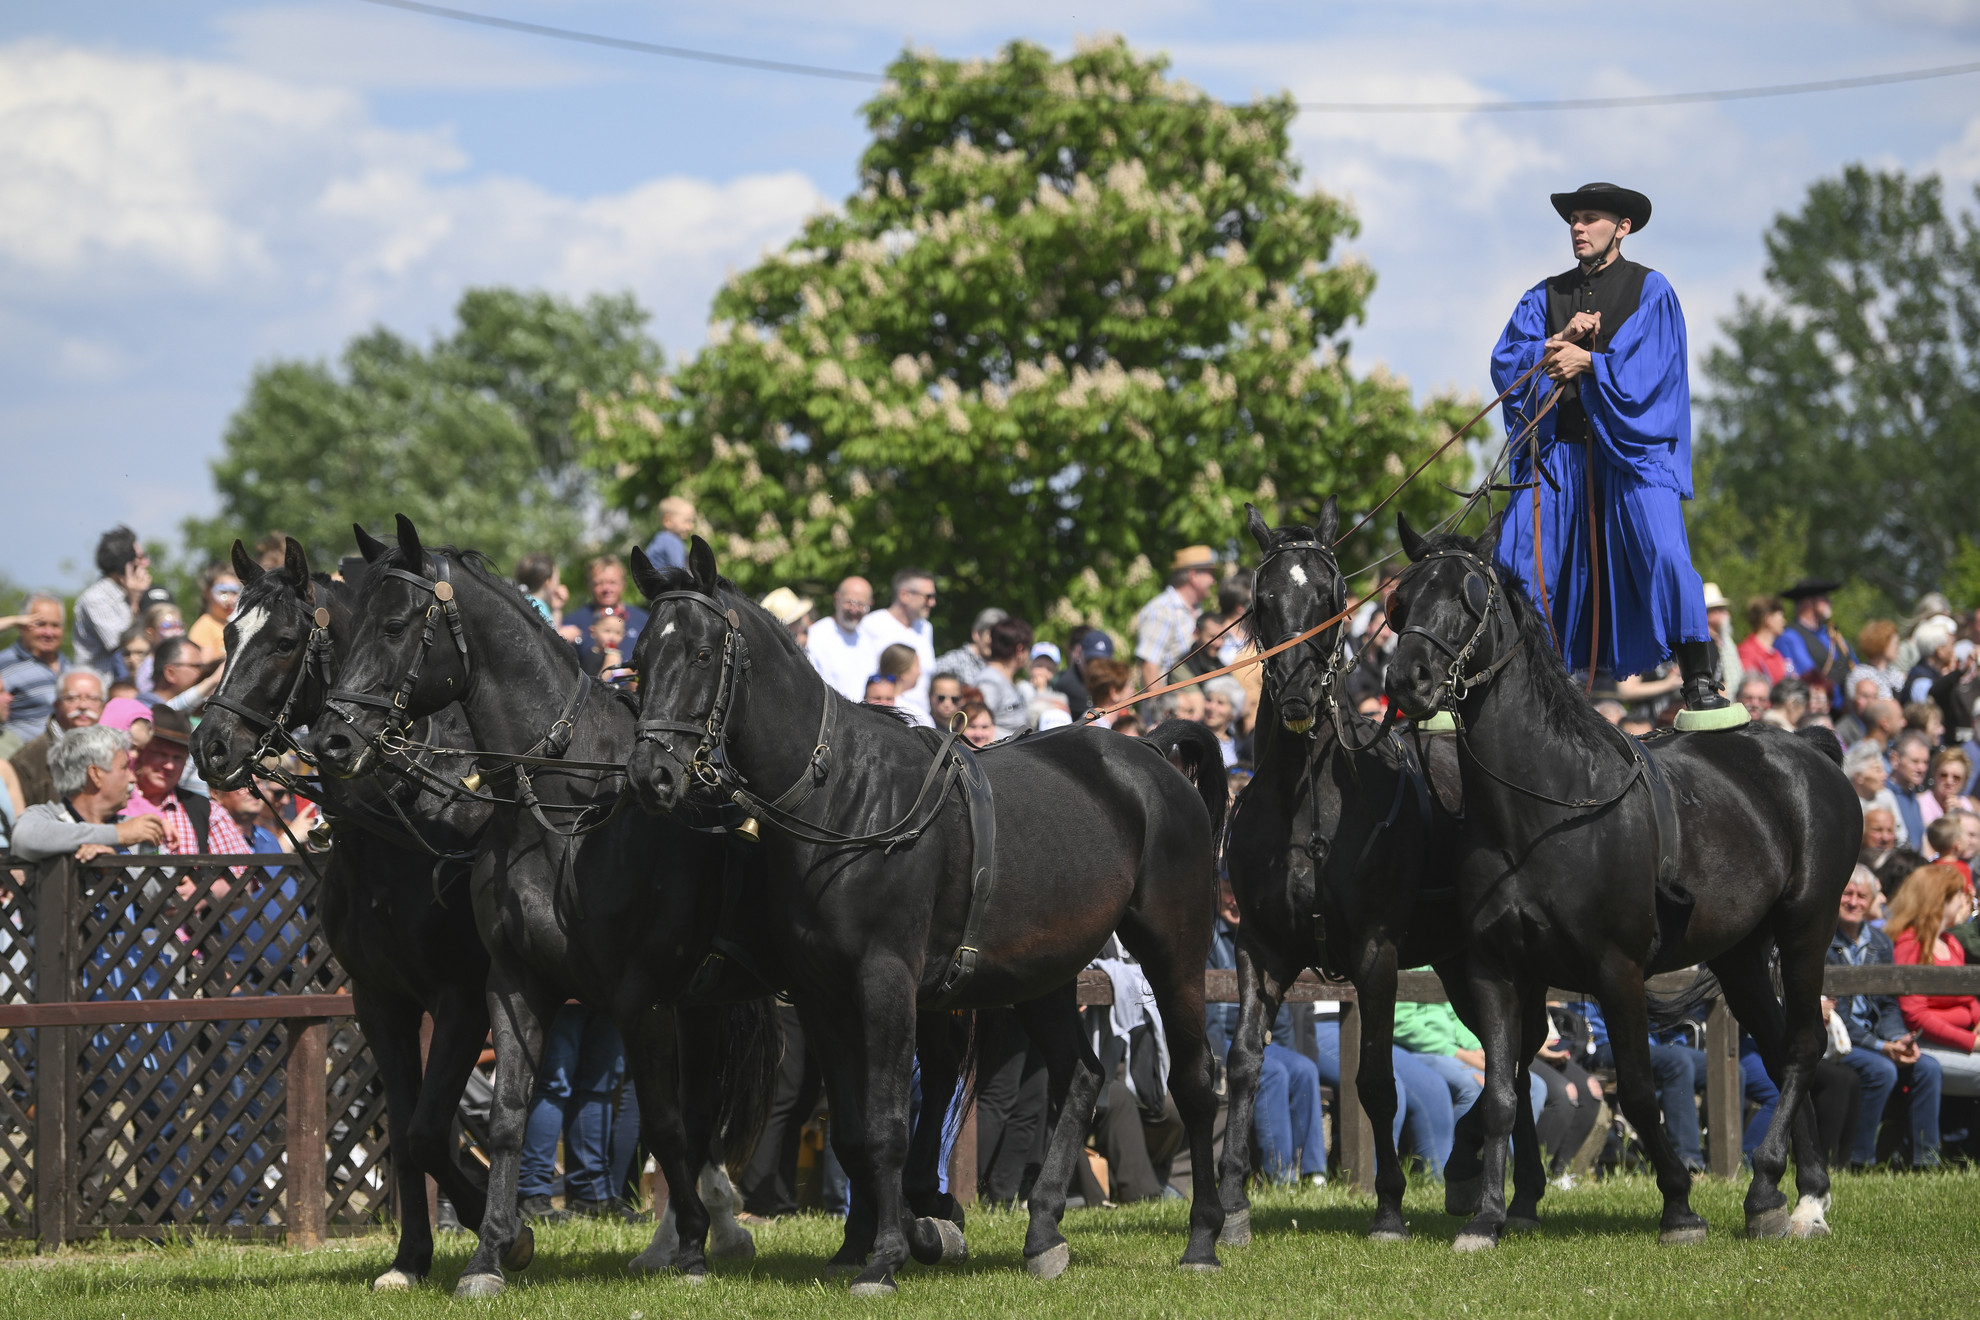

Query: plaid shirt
[
  {"left": 149, "top": 791, "right": 251, "bottom": 857},
  {"left": 1134, "top": 585, "right": 1200, "bottom": 677}
]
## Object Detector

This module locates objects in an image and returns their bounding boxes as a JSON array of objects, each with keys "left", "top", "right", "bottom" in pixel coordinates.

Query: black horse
[
  {"left": 623, "top": 539, "right": 1230, "bottom": 1295},
  {"left": 193, "top": 538, "right": 519, "bottom": 1290},
  {"left": 309, "top": 517, "right": 779, "bottom": 1298},
  {"left": 1220, "top": 501, "right": 1554, "bottom": 1242},
  {"left": 1383, "top": 514, "right": 1858, "bottom": 1248}
]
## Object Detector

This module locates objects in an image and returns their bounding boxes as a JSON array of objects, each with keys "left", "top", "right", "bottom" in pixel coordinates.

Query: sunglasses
[{"left": 213, "top": 584, "right": 241, "bottom": 598}]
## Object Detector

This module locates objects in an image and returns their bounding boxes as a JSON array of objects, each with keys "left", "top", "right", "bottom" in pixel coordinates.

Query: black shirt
[{"left": 1544, "top": 257, "right": 1651, "bottom": 441}]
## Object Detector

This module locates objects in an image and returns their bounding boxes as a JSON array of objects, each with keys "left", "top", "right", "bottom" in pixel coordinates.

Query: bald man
[{"left": 806, "top": 575, "right": 880, "bottom": 701}]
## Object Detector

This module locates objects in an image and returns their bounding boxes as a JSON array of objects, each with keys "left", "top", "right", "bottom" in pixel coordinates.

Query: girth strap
[
  {"left": 926, "top": 741, "right": 998, "bottom": 1009},
  {"left": 1623, "top": 731, "right": 1694, "bottom": 967}
]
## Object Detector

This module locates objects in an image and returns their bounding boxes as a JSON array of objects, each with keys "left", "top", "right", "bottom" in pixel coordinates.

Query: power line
[{"left": 356, "top": 0, "right": 1980, "bottom": 113}]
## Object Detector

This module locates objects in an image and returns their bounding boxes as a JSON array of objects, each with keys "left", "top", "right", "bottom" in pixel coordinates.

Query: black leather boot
[{"left": 1675, "top": 640, "right": 1746, "bottom": 729}]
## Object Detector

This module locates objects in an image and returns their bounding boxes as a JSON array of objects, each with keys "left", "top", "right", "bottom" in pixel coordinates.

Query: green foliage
[
  {"left": 188, "top": 290, "right": 661, "bottom": 576},
  {"left": 1700, "top": 164, "right": 1980, "bottom": 615},
  {"left": 585, "top": 38, "right": 1467, "bottom": 643}
]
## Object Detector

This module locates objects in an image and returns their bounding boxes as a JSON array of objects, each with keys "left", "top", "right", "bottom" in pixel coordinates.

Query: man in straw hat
[
  {"left": 1135, "top": 545, "right": 1218, "bottom": 690},
  {"left": 1488, "top": 183, "right": 1741, "bottom": 728}
]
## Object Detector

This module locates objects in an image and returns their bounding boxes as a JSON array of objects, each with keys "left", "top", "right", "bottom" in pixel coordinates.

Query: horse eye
[
  {"left": 274, "top": 636, "right": 297, "bottom": 654},
  {"left": 384, "top": 619, "right": 408, "bottom": 638},
  {"left": 695, "top": 647, "right": 712, "bottom": 665}
]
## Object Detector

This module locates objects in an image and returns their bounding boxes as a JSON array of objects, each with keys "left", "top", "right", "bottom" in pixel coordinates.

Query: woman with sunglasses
[{"left": 188, "top": 562, "right": 243, "bottom": 659}]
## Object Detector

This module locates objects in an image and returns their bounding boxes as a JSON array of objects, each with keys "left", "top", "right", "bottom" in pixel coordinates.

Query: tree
[
  {"left": 583, "top": 38, "right": 1469, "bottom": 642},
  {"left": 188, "top": 290, "right": 661, "bottom": 575},
  {"left": 1699, "top": 165, "right": 1980, "bottom": 615}
]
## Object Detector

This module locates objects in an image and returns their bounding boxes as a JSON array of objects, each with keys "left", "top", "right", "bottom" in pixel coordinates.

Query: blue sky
[{"left": 4, "top": 0, "right": 1978, "bottom": 589}]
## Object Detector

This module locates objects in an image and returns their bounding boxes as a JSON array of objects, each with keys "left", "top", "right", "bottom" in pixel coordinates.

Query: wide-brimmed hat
[
  {"left": 1170, "top": 545, "right": 1217, "bottom": 572},
  {"left": 758, "top": 587, "right": 814, "bottom": 627},
  {"left": 1701, "top": 582, "right": 1730, "bottom": 610},
  {"left": 1781, "top": 577, "right": 1842, "bottom": 602},
  {"left": 147, "top": 703, "right": 192, "bottom": 748},
  {"left": 1551, "top": 182, "right": 1651, "bottom": 233}
]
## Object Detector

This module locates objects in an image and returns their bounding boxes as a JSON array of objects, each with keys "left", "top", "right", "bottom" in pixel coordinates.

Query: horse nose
[{"left": 316, "top": 728, "right": 359, "bottom": 772}]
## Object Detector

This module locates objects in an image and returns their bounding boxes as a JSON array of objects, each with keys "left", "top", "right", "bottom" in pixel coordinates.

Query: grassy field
[{"left": 3, "top": 1170, "right": 1976, "bottom": 1319}]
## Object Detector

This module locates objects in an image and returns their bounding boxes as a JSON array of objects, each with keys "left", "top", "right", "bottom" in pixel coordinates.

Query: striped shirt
[{"left": 1134, "top": 586, "right": 1200, "bottom": 677}]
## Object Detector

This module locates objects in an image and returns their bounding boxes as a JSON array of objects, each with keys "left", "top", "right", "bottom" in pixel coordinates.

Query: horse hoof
[
  {"left": 502, "top": 1225, "right": 535, "bottom": 1272},
  {"left": 711, "top": 1227, "right": 757, "bottom": 1262},
  {"left": 1218, "top": 1208, "right": 1251, "bottom": 1247},
  {"left": 1453, "top": 1233, "right": 1497, "bottom": 1253},
  {"left": 1179, "top": 1259, "right": 1222, "bottom": 1273},
  {"left": 934, "top": 1218, "right": 968, "bottom": 1265},
  {"left": 1787, "top": 1195, "right": 1831, "bottom": 1240},
  {"left": 628, "top": 1246, "right": 676, "bottom": 1275},
  {"left": 371, "top": 1268, "right": 421, "bottom": 1291},
  {"left": 1660, "top": 1224, "right": 1709, "bottom": 1246},
  {"left": 849, "top": 1279, "right": 897, "bottom": 1298},
  {"left": 678, "top": 1268, "right": 710, "bottom": 1286},
  {"left": 1445, "top": 1176, "right": 1482, "bottom": 1217},
  {"left": 454, "top": 1273, "right": 505, "bottom": 1299},
  {"left": 1746, "top": 1204, "right": 1791, "bottom": 1240},
  {"left": 1506, "top": 1216, "right": 1541, "bottom": 1236},
  {"left": 1025, "top": 1242, "right": 1071, "bottom": 1281},
  {"left": 1368, "top": 1229, "right": 1410, "bottom": 1244}
]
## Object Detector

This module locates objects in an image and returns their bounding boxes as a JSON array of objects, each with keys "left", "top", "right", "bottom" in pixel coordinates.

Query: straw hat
[
  {"left": 759, "top": 587, "right": 814, "bottom": 627},
  {"left": 1170, "top": 545, "right": 1216, "bottom": 572}
]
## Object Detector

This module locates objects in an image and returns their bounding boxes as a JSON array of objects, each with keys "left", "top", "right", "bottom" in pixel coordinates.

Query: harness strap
[{"left": 925, "top": 742, "right": 998, "bottom": 1007}]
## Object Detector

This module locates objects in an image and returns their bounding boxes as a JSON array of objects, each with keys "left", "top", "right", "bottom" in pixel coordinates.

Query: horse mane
[
  {"left": 1410, "top": 527, "right": 1610, "bottom": 741},
  {"left": 357, "top": 541, "right": 571, "bottom": 651},
  {"left": 639, "top": 563, "right": 810, "bottom": 666}
]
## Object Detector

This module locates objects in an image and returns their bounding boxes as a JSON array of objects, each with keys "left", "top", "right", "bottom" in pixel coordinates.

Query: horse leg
[
  {"left": 901, "top": 1011, "right": 968, "bottom": 1265},
  {"left": 453, "top": 963, "right": 555, "bottom": 1297},
  {"left": 1438, "top": 962, "right": 1486, "bottom": 1215},
  {"left": 1505, "top": 983, "right": 1549, "bottom": 1233},
  {"left": 625, "top": 1006, "right": 715, "bottom": 1278},
  {"left": 1597, "top": 968, "right": 1704, "bottom": 1245},
  {"left": 841, "top": 960, "right": 920, "bottom": 1296},
  {"left": 1216, "top": 943, "right": 1288, "bottom": 1247},
  {"left": 1774, "top": 907, "right": 1836, "bottom": 1237},
  {"left": 799, "top": 1004, "right": 875, "bottom": 1273},
  {"left": 350, "top": 989, "right": 435, "bottom": 1290},
  {"left": 408, "top": 982, "right": 497, "bottom": 1246},
  {"left": 1451, "top": 969, "right": 1521, "bottom": 1252},
  {"left": 677, "top": 1009, "right": 757, "bottom": 1262},
  {"left": 1013, "top": 984, "right": 1105, "bottom": 1281},
  {"left": 1119, "top": 911, "right": 1225, "bottom": 1271},
  {"left": 1350, "top": 939, "right": 1410, "bottom": 1242}
]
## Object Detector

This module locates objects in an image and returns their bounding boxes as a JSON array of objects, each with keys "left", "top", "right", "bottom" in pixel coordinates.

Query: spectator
[
  {"left": 1904, "top": 616, "right": 1958, "bottom": 708},
  {"left": 0, "top": 687, "right": 17, "bottom": 761},
  {"left": 10, "top": 669, "right": 106, "bottom": 807},
  {"left": 519, "top": 1006, "right": 631, "bottom": 1222},
  {"left": 1181, "top": 615, "right": 1227, "bottom": 680},
  {"left": 1701, "top": 583, "right": 1743, "bottom": 696},
  {"left": 1028, "top": 642, "right": 1061, "bottom": 696},
  {"left": 1736, "top": 1032, "right": 1862, "bottom": 1170},
  {"left": 959, "top": 701, "right": 996, "bottom": 749},
  {"left": 1215, "top": 574, "right": 1254, "bottom": 665},
  {"left": 1533, "top": 1007, "right": 1605, "bottom": 1180},
  {"left": 149, "top": 637, "right": 222, "bottom": 716},
  {"left": 1846, "top": 743, "right": 1907, "bottom": 845},
  {"left": 252, "top": 532, "right": 290, "bottom": 571},
  {"left": 1888, "top": 865, "right": 1980, "bottom": 1098},
  {"left": 1861, "top": 806, "right": 1899, "bottom": 864},
  {"left": 1904, "top": 700, "right": 1945, "bottom": 746},
  {"left": 2, "top": 594, "right": 73, "bottom": 740},
  {"left": 1887, "top": 730, "right": 1940, "bottom": 846},
  {"left": 860, "top": 568, "right": 938, "bottom": 720},
  {"left": 1833, "top": 677, "right": 1883, "bottom": 746},
  {"left": 758, "top": 587, "right": 814, "bottom": 649},
  {"left": 1734, "top": 674, "right": 1773, "bottom": 723},
  {"left": 1775, "top": 579, "right": 1855, "bottom": 709},
  {"left": 877, "top": 644, "right": 927, "bottom": 725},
  {"left": 1082, "top": 658, "right": 1133, "bottom": 729},
  {"left": 1855, "top": 698, "right": 1905, "bottom": 757},
  {"left": 1111, "top": 711, "right": 1146, "bottom": 737},
  {"left": 1737, "top": 595, "right": 1789, "bottom": 688},
  {"left": 1594, "top": 699, "right": 1627, "bottom": 724},
  {"left": 128, "top": 602, "right": 187, "bottom": 699},
  {"left": 71, "top": 526, "right": 152, "bottom": 676},
  {"left": 932, "top": 608, "right": 1007, "bottom": 688},
  {"left": 806, "top": 576, "right": 878, "bottom": 701},
  {"left": 187, "top": 562, "right": 242, "bottom": 660},
  {"left": 1578, "top": 1001, "right": 1708, "bottom": 1174},
  {"left": 1764, "top": 677, "right": 1811, "bottom": 730},
  {"left": 1848, "top": 620, "right": 1906, "bottom": 702},
  {"left": 863, "top": 675, "right": 897, "bottom": 706},
  {"left": 1826, "top": 865, "right": 1943, "bottom": 1167},
  {"left": 1392, "top": 1000, "right": 1547, "bottom": 1179},
  {"left": 643, "top": 495, "right": 697, "bottom": 572},
  {"left": 1930, "top": 748, "right": 1980, "bottom": 821},
  {"left": 1135, "top": 546, "right": 1217, "bottom": 690},
  {"left": 928, "top": 672, "right": 966, "bottom": 730},
  {"left": 1050, "top": 630, "right": 1106, "bottom": 719},
  {"left": 974, "top": 618, "right": 1033, "bottom": 736},
  {"left": 9, "top": 724, "right": 166, "bottom": 862},
  {"left": 513, "top": 553, "right": 568, "bottom": 628},
  {"left": 127, "top": 706, "right": 249, "bottom": 856},
  {"left": 564, "top": 556, "right": 648, "bottom": 655},
  {"left": 1200, "top": 677, "right": 1247, "bottom": 768},
  {"left": 578, "top": 609, "right": 629, "bottom": 684},
  {"left": 1169, "top": 686, "right": 1206, "bottom": 725},
  {"left": 0, "top": 745, "right": 20, "bottom": 851}
]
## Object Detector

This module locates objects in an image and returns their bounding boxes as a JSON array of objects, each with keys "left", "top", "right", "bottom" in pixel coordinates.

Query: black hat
[
  {"left": 1550, "top": 182, "right": 1651, "bottom": 233},
  {"left": 1780, "top": 578, "right": 1842, "bottom": 602}
]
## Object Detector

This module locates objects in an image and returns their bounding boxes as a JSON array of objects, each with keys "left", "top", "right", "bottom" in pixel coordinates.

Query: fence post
[
  {"left": 32, "top": 856, "right": 75, "bottom": 1252},
  {"left": 285, "top": 1018, "right": 328, "bottom": 1249},
  {"left": 1705, "top": 996, "right": 1741, "bottom": 1179},
  {"left": 1336, "top": 1002, "right": 1374, "bottom": 1194}
]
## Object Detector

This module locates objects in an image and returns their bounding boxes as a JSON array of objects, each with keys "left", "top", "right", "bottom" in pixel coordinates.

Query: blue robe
[{"left": 1489, "top": 269, "right": 1707, "bottom": 677}]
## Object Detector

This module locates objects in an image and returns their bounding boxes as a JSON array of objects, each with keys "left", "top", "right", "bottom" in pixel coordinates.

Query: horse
[
  {"left": 623, "top": 537, "right": 1230, "bottom": 1295},
  {"left": 1382, "top": 513, "right": 1858, "bottom": 1248},
  {"left": 1219, "top": 500, "right": 1551, "bottom": 1243},
  {"left": 193, "top": 537, "right": 521, "bottom": 1290},
  {"left": 307, "top": 516, "right": 780, "bottom": 1298}
]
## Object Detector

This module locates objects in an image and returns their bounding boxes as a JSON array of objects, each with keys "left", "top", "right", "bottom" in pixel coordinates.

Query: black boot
[{"left": 1675, "top": 640, "right": 1745, "bottom": 728}]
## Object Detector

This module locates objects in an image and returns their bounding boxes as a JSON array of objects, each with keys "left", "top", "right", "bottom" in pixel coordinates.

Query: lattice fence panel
[{"left": 0, "top": 868, "right": 34, "bottom": 1235}]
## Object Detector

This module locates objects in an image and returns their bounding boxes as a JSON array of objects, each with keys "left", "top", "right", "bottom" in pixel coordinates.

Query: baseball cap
[
  {"left": 1076, "top": 632, "right": 1115, "bottom": 661},
  {"left": 1030, "top": 642, "right": 1062, "bottom": 667}
]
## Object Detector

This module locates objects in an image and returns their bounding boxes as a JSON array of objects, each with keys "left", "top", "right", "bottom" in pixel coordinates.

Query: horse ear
[
  {"left": 688, "top": 535, "right": 718, "bottom": 592},
  {"left": 629, "top": 545, "right": 667, "bottom": 602},
  {"left": 1314, "top": 495, "right": 1339, "bottom": 546},
  {"left": 231, "top": 540, "right": 264, "bottom": 585},
  {"left": 283, "top": 537, "right": 311, "bottom": 592},
  {"left": 354, "top": 523, "right": 390, "bottom": 564},
  {"left": 1244, "top": 503, "right": 1273, "bottom": 555},
  {"left": 1478, "top": 507, "right": 1508, "bottom": 556},
  {"left": 1397, "top": 513, "right": 1428, "bottom": 563},
  {"left": 393, "top": 513, "right": 425, "bottom": 568}
]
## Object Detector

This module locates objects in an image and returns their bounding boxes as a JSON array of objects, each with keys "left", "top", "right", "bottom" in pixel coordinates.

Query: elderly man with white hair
[
  {"left": 1201, "top": 676, "right": 1249, "bottom": 768},
  {"left": 11, "top": 724, "right": 167, "bottom": 862},
  {"left": 1845, "top": 742, "right": 1909, "bottom": 847},
  {"left": 1904, "top": 615, "right": 1959, "bottom": 707}
]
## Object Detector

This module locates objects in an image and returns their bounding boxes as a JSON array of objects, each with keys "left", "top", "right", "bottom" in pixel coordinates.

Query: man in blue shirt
[
  {"left": 1828, "top": 867, "right": 1942, "bottom": 1167},
  {"left": 1, "top": 594, "right": 74, "bottom": 740},
  {"left": 1576, "top": 1000, "right": 1708, "bottom": 1173},
  {"left": 563, "top": 556, "right": 649, "bottom": 655}
]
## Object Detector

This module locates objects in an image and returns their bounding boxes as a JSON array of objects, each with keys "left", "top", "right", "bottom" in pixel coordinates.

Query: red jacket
[
  {"left": 1737, "top": 635, "right": 1789, "bottom": 687},
  {"left": 1893, "top": 929, "right": 1978, "bottom": 1053}
]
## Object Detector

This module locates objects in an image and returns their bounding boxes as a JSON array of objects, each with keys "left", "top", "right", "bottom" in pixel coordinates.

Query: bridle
[
  {"left": 1256, "top": 536, "right": 1403, "bottom": 755},
  {"left": 203, "top": 593, "right": 335, "bottom": 785},
  {"left": 1391, "top": 547, "right": 1525, "bottom": 710},
  {"left": 326, "top": 558, "right": 472, "bottom": 744},
  {"left": 634, "top": 588, "right": 756, "bottom": 801}
]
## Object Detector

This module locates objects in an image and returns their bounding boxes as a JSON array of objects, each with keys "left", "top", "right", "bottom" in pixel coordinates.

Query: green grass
[{"left": 3, "top": 1170, "right": 1976, "bottom": 1318}]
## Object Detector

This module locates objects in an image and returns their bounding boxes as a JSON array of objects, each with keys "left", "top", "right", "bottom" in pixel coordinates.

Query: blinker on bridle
[
  {"left": 326, "top": 557, "right": 473, "bottom": 749},
  {"left": 1393, "top": 547, "right": 1525, "bottom": 708},
  {"left": 203, "top": 589, "right": 335, "bottom": 786}
]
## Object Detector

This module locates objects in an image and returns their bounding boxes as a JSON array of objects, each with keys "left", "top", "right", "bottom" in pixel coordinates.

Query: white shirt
[
  {"left": 807, "top": 619, "right": 879, "bottom": 701},
  {"left": 860, "top": 609, "right": 936, "bottom": 719}
]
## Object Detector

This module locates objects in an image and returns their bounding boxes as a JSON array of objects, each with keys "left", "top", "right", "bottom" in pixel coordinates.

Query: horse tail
[
  {"left": 712, "top": 999, "right": 783, "bottom": 1169},
  {"left": 1644, "top": 966, "right": 1724, "bottom": 1031},
  {"left": 1140, "top": 718, "right": 1230, "bottom": 846},
  {"left": 1795, "top": 724, "right": 1845, "bottom": 766}
]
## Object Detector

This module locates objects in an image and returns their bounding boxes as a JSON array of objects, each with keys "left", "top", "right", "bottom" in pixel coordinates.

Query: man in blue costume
[{"left": 1489, "top": 182, "right": 1740, "bottom": 726}]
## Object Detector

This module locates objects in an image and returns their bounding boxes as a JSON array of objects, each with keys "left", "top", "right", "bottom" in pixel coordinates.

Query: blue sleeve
[
  {"left": 1493, "top": 284, "right": 1553, "bottom": 473},
  {"left": 1773, "top": 630, "right": 1815, "bottom": 678},
  {"left": 1584, "top": 273, "right": 1692, "bottom": 496}
]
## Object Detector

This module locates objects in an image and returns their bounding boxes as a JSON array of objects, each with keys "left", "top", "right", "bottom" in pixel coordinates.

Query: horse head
[
  {"left": 1383, "top": 510, "right": 1514, "bottom": 720},
  {"left": 194, "top": 535, "right": 325, "bottom": 789},
  {"left": 312, "top": 514, "right": 473, "bottom": 778},
  {"left": 1244, "top": 498, "right": 1346, "bottom": 734},
  {"left": 625, "top": 535, "right": 735, "bottom": 814}
]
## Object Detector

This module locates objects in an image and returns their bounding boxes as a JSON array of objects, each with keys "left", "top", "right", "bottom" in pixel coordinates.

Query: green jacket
[{"left": 1392, "top": 1002, "right": 1481, "bottom": 1056}]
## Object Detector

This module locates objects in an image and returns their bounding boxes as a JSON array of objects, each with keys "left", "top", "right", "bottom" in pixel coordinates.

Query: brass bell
[
  {"left": 734, "top": 816, "right": 761, "bottom": 842},
  {"left": 307, "top": 819, "right": 335, "bottom": 851},
  {"left": 461, "top": 772, "right": 482, "bottom": 793}
]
